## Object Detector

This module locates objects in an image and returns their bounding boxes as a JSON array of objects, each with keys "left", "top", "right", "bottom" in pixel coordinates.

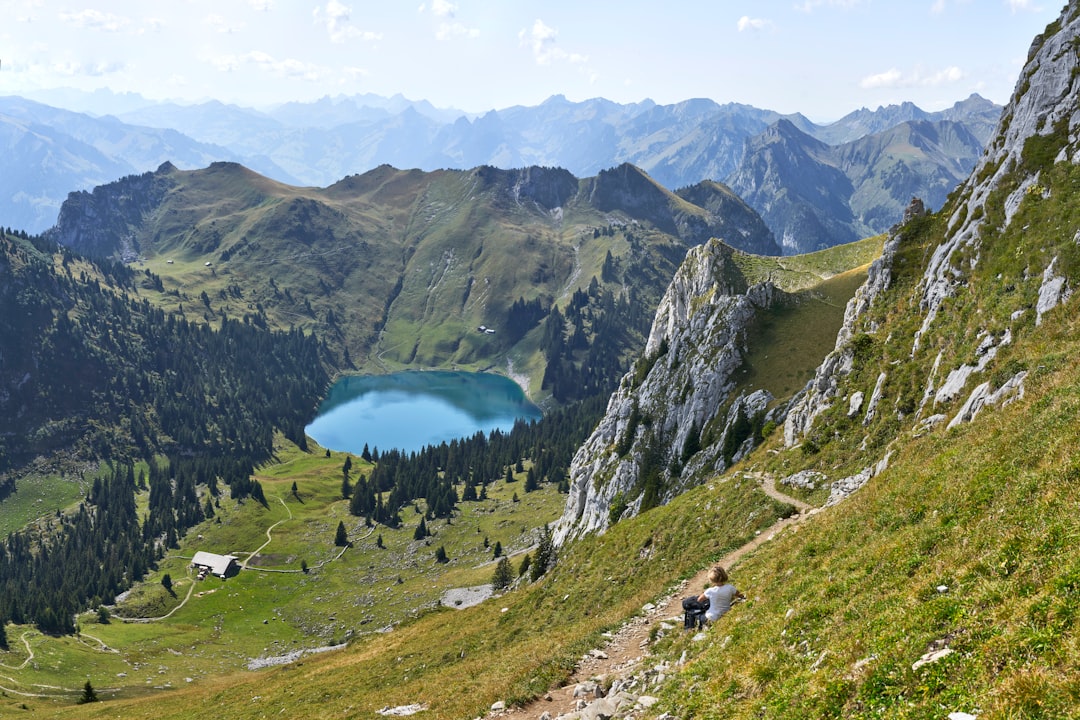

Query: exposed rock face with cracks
[{"left": 555, "top": 239, "right": 783, "bottom": 545}]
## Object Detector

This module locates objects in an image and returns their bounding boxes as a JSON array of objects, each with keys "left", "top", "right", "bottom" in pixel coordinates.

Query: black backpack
[{"left": 681, "top": 596, "right": 708, "bottom": 629}]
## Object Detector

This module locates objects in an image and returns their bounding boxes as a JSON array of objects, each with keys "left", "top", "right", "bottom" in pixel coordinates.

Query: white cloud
[
  {"left": 419, "top": 0, "right": 478, "bottom": 40},
  {"left": 247, "top": 0, "right": 273, "bottom": 10},
  {"left": 930, "top": 0, "right": 947, "bottom": 13},
  {"left": 859, "top": 65, "right": 965, "bottom": 89},
  {"left": 737, "top": 16, "right": 772, "bottom": 32},
  {"left": 204, "top": 14, "right": 244, "bottom": 34},
  {"left": 436, "top": 22, "right": 480, "bottom": 40},
  {"left": 1007, "top": 0, "right": 1035, "bottom": 10},
  {"left": 432, "top": 0, "right": 457, "bottom": 17},
  {"left": 209, "top": 51, "right": 322, "bottom": 80},
  {"left": 313, "top": 1, "right": 381, "bottom": 43},
  {"left": 53, "top": 59, "right": 126, "bottom": 77},
  {"left": 520, "top": 19, "right": 587, "bottom": 66},
  {"left": 860, "top": 68, "right": 903, "bottom": 89},
  {"left": 58, "top": 9, "right": 130, "bottom": 32}
]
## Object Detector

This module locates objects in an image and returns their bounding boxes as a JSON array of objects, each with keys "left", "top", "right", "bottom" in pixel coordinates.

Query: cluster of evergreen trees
[
  {"left": 347, "top": 396, "right": 605, "bottom": 528},
  {"left": 0, "top": 231, "right": 328, "bottom": 470},
  {"left": 540, "top": 276, "right": 652, "bottom": 402},
  {"left": 0, "top": 464, "right": 147, "bottom": 634}
]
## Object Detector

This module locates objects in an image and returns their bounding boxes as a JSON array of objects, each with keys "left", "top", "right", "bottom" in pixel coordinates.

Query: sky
[{"left": 0, "top": 0, "right": 1066, "bottom": 122}]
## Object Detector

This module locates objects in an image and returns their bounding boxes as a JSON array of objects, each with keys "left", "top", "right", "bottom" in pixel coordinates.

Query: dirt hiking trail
[{"left": 496, "top": 474, "right": 814, "bottom": 719}]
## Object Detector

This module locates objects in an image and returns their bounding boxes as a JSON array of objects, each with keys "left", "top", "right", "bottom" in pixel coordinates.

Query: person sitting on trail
[{"left": 682, "top": 565, "right": 744, "bottom": 629}]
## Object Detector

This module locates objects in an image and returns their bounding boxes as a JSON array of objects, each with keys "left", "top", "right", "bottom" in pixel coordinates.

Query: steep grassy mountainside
[
  {"left": 44, "top": 161, "right": 778, "bottom": 396},
  {"left": 727, "top": 117, "right": 987, "bottom": 254}
]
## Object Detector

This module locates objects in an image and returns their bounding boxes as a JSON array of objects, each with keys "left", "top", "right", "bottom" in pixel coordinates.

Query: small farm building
[{"left": 191, "top": 551, "right": 240, "bottom": 579}]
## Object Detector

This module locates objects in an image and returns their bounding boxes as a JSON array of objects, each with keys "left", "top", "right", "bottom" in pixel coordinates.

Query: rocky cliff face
[
  {"left": 554, "top": 239, "right": 783, "bottom": 544},
  {"left": 556, "top": 6, "right": 1080, "bottom": 545},
  {"left": 917, "top": 10, "right": 1080, "bottom": 352},
  {"left": 783, "top": 6, "right": 1080, "bottom": 451},
  {"left": 45, "top": 162, "right": 178, "bottom": 260}
]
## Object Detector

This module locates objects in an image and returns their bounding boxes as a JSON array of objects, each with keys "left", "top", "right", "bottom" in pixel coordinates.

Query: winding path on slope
[
  {"left": 498, "top": 474, "right": 813, "bottom": 719},
  {"left": 240, "top": 495, "right": 294, "bottom": 570},
  {"left": 119, "top": 567, "right": 197, "bottom": 623},
  {"left": 0, "top": 631, "right": 37, "bottom": 671}
]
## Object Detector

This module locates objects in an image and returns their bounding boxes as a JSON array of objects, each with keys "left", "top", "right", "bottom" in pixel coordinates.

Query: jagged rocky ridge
[
  {"left": 727, "top": 118, "right": 987, "bottom": 254},
  {"left": 781, "top": 7, "right": 1080, "bottom": 479},
  {"left": 555, "top": 239, "right": 786, "bottom": 544}
]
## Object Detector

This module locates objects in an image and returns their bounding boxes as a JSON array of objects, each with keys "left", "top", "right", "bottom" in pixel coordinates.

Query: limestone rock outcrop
[{"left": 555, "top": 239, "right": 782, "bottom": 545}]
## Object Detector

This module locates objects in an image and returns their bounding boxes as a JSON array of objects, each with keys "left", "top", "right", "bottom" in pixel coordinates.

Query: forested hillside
[
  {"left": 0, "top": 227, "right": 329, "bottom": 632},
  {"left": 0, "top": 229, "right": 327, "bottom": 470}
]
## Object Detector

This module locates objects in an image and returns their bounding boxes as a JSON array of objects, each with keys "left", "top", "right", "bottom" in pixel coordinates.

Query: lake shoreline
[{"left": 306, "top": 370, "right": 542, "bottom": 455}]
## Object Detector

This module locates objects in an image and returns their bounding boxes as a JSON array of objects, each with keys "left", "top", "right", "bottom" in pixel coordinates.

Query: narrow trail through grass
[
  {"left": 119, "top": 568, "right": 196, "bottom": 623},
  {"left": 0, "top": 632, "right": 37, "bottom": 671},
  {"left": 499, "top": 474, "right": 814, "bottom": 719},
  {"left": 240, "top": 495, "right": 293, "bottom": 570}
]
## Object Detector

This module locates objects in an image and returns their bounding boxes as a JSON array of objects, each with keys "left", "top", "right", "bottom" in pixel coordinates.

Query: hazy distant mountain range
[
  {"left": 728, "top": 117, "right": 987, "bottom": 253},
  {"left": 1, "top": 90, "right": 1000, "bottom": 248}
]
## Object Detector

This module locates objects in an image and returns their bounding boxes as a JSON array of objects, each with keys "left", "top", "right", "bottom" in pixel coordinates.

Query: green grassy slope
[
  {"left": 0, "top": 436, "right": 572, "bottom": 712},
  {"left": 16, "top": 466, "right": 791, "bottom": 718}
]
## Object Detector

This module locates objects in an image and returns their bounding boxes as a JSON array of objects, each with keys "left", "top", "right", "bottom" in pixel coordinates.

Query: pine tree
[
  {"left": 530, "top": 524, "right": 554, "bottom": 582},
  {"left": 341, "top": 474, "right": 352, "bottom": 500},
  {"left": 161, "top": 573, "right": 173, "bottom": 593},
  {"left": 518, "top": 553, "right": 532, "bottom": 578},
  {"left": 78, "top": 680, "right": 98, "bottom": 704},
  {"left": 434, "top": 545, "right": 449, "bottom": 563},
  {"left": 414, "top": 517, "right": 428, "bottom": 540},
  {"left": 491, "top": 557, "right": 513, "bottom": 590},
  {"left": 334, "top": 521, "right": 349, "bottom": 547},
  {"left": 493, "top": 540, "right": 502, "bottom": 558}
]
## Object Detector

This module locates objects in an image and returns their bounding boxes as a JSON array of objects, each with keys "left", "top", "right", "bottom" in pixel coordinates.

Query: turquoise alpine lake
[{"left": 305, "top": 371, "right": 542, "bottom": 455}]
